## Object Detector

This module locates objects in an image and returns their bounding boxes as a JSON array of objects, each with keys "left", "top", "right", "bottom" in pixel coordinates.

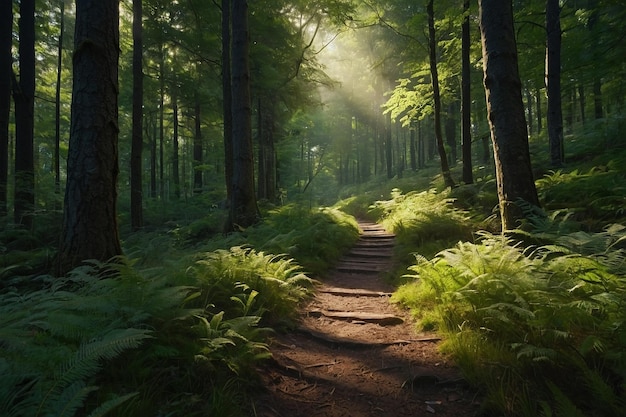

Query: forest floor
[{"left": 253, "top": 221, "right": 482, "bottom": 417}]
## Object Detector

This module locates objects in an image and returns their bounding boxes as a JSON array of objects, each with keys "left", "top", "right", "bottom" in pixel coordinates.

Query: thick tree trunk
[
  {"left": 479, "top": 0, "right": 540, "bottom": 231},
  {"left": 54, "top": 1, "right": 65, "bottom": 196},
  {"left": 461, "top": 0, "right": 473, "bottom": 185},
  {"left": 0, "top": 0, "right": 11, "bottom": 217},
  {"left": 546, "top": 0, "right": 564, "bottom": 167},
  {"left": 229, "top": 0, "right": 258, "bottom": 230},
  {"left": 257, "top": 98, "right": 277, "bottom": 202},
  {"left": 131, "top": 0, "right": 143, "bottom": 230},
  {"left": 14, "top": 0, "right": 35, "bottom": 228},
  {"left": 222, "top": 0, "right": 233, "bottom": 206},
  {"left": 427, "top": 0, "right": 455, "bottom": 188},
  {"left": 59, "top": 0, "right": 122, "bottom": 274}
]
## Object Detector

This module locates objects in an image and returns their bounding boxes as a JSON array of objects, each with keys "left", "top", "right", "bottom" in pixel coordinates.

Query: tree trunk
[
  {"left": 546, "top": 0, "right": 564, "bottom": 167},
  {"left": 0, "top": 0, "right": 11, "bottom": 217},
  {"left": 578, "top": 83, "right": 586, "bottom": 125},
  {"left": 593, "top": 80, "right": 603, "bottom": 119},
  {"left": 159, "top": 46, "right": 165, "bottom": 200},
  {"left": 385, "top": 113, "right": 392, "bottom": 179},
  {"left": 14, "top": 0, "right": 35, "bottom": 228},
  {"left": 58, "top": 0, "right": 122, "bottom": 274},
  {"left": 54, "top": 1, "right": 65, "bottom": 197},
  {"left": 444, "top": 101, "right": 457, "bottom": 164},
  {"left": 461, "top": 0, "right": 473, "bottom": 185},
  {"left": 130, "top": 0, "right": 143, "bottom": 230},
  {"left": 409, "top": 123, "right": 417, "bottom": 171},
  {"left": 222, "top": 0, "right": 233, "bottom": 206},
  {"left": 479, "top": 0, "right": 540, "bottom": 231},
  {"left": 427, "top": 0, "right": 455, "bottom": 188},
  {"left": 172, "top": 87, "right": 180, "bottom": 199},
  {"left": 193, "top": 91, "right": 203, "bottom": 193},
  {"left": 257, "top": 98, "right": 277, "bottom": 202},
  {"left": 535, "top": 86, "right": 543, "bottom": 133},
  {"left": 149, "top": 114, "right": 157, "bottom": 198},
  {"left": 229, "top": 0, "right": 258, "bottom": 230}
]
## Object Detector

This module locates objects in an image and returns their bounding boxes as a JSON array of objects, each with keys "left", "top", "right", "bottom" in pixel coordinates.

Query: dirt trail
[{"left": 254, "top": 221, "right": 479, "bottom": 417}]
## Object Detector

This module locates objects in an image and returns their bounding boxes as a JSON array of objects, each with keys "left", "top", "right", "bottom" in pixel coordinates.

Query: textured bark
[
  {"left": 0, "top": 0, "right": 11, "bottom": 216},
  {"left": 54, "top": 1, "right": 65, "bottom": 196},
  {"left": 158, "top": 47, "right": 165, "bottom": 200},
  {"left": 222, "top": 0, "right": 233, "bottom": 205},
  {"left": 14, "top": 0, "right": 35, "bottom": 228},
  {"left": 461, "top": 0, "right": 473, "bottom": 184},
  {"left": 171, "top": 87, "right": 180, "bottom": 199},
  {"left": 229, "top": 0, "right": 258, "bottom": 230},
  {"left": 479, "top": 0, "right": 540, "bottom": 231},
  {"left": 131, "top": 0, "right": 143, "bottom": 230},
  {"left": 257, "top": 98, "right": 277, "bottom": 202},
  {"left": 193, "top": 92, "right": 203, "bottom": 193},
  {"left": 58, "top": 0, "right": 122, "bottom": 274},
  {"left": 546, "top": 0, "right": 564, "bottom": 167},
  {"left": 427, "top": 0, "right": 454, "bottom": 188}
]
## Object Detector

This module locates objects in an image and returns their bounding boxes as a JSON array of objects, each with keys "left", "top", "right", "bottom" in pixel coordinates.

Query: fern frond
[{"left": 85, "top": 392, "right": 138, "bottom": 417}]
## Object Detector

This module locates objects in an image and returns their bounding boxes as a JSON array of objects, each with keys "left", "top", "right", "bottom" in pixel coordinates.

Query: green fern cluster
[
  {"left": 536, "top": 168, "right": 626, "bottom": 226},
  {"left": 371, "top": 188, "right": 474, "bottom": 260},
  {"left": 191, "top": 246, "right": 316, "bottom": 325},
  {"left": 396, "top": 228, "right": 626, "bottom": 416},
  {"left": 247, "top": 204, "right": 360, "bottom": 275},
  {"left": 0, "top": 262, "right": 156, "bottom": 417}
]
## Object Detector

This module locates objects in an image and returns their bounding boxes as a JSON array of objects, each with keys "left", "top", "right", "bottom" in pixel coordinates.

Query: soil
[{"left": 253, "top": 221, "right": 481, "bottom": 417}]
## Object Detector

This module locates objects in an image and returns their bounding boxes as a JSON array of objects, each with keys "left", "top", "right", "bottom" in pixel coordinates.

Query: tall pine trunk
[
  {"left": 130, "top": 0, "right": 143, "bottom": 230},
  {"left": 222, "top": 0, "right": 233, "bottom": 207},
  {"left": 54, "top": 1, "right": 65, "bottom": 197},
  {"left": 479, "top": 0, "right": 540, "bottom": 231},
  {"left": 0, "top": 0, "right": 11, "bottom": 217},
  {"left": 193, "top": 91, "right": 203, "bottom": 193},
  {"left": 59, "top": 0, "right": 122, "bottom": 274},
  {"left": 427, "top": 0, "right": 455, "bottom": 188},
  {"left": 461, "top": 0, "right": 473, "bottom": 184},
  {"left": 546, "top": 0, "right": 564, "bottom": 167},
  {"left": 228, "top": 0, "right": 258, "bottom": 230},
  {"left": 14, "top": 0, "right": 35, "bottom": 228}
]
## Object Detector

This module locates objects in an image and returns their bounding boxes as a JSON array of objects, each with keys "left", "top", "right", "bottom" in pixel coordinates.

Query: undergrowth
[{"left": 394, "top": 225, "right": 626, "bottom": 416}]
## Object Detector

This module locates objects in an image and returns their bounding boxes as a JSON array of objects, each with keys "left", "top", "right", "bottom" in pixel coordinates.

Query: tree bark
[
  {"left": 427, "top": 0, "right": 455, "bottom": 188},
  {"left": 131, "top": 0, "right": 143, "bottom": 230},
  {"left": 461, "top": 0, "right": 473, "bottom": 184},
  {"left": 158, "top": 46, "right": 165, "bottom": 200},
  {"left": 229, "top": 0, "right": 258, "bottom": 230},
  {"left": 58, "top": 0, "right": 122, "bottom": 274},
  {"left": 0, "top": 0, "right": 12, "bottom": 217},
  {"left": 193, "top": 90, "right": 203, "bottom": 193},
  {"left": 222, "top": 0, "right": 233, "bottom": 206},
  {"left": 546, "top": 0, "right": 564, "bottom": 167},
  {"left": 171, "top": 86, "right": 180, "bottom": 199},
  {"left": 479, "top": 0, "right": 540, "bottom": 231},
  {"left": 54, "top": 1, "right": 65, "bottom": 197},
  {"left": 257, "top": 98, "right": 277, "bottom": 202},
  {"left": 14, "top": 0, "right": 35, "bottom": 228}
]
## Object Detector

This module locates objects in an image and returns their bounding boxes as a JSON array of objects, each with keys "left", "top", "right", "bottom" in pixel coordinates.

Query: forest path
[{"left": 253, "top": 221, "right": 479, "bottom": 417}]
